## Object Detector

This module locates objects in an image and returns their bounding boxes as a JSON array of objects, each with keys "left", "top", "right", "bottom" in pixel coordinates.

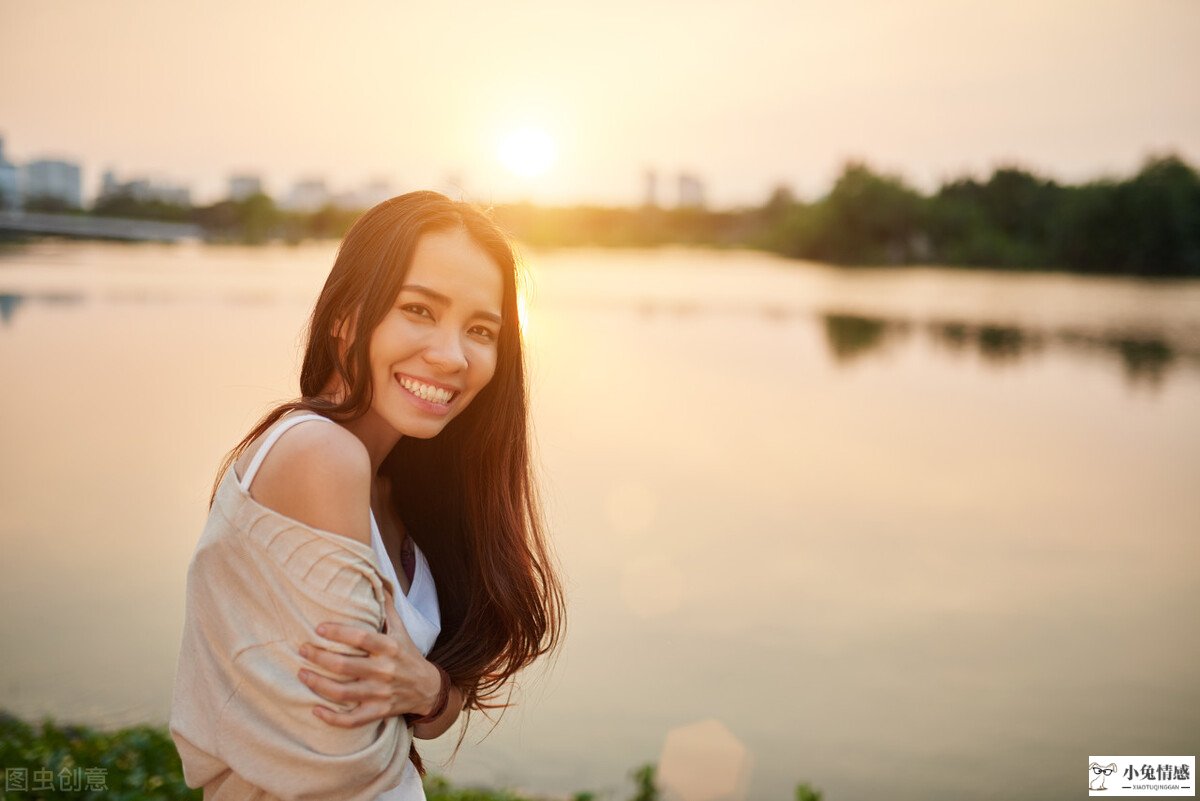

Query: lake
[{"left": 1, "top": 240, "right": 1198, "bottom": 801}]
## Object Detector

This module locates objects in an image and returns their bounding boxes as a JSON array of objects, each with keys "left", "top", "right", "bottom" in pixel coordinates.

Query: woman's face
[{"left": 366, "top": 226, "right": 505, "bottom": 439}]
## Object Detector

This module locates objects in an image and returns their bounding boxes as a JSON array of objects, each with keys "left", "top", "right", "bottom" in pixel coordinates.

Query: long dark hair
[{"left": 214, "top": 191, "right": 565, "bottom": 772}]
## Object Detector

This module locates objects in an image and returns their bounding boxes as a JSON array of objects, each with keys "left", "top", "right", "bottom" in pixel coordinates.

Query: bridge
[{"left": 0, "top": 210, "right": 203, "bottom": 242}]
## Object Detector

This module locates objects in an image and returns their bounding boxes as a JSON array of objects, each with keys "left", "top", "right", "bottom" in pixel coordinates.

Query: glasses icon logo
[{"left": 1089, "top": 762, "right": 1117, "bottom": 791}]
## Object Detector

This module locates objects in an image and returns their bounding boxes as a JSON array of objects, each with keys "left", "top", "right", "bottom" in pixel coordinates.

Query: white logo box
[{"left": 1089, "top": 755, "right": 1195, "bottom": 797}]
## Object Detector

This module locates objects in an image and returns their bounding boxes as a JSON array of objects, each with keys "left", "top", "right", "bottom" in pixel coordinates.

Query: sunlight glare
[{"left": 498, "top": 127, "right": 558, "bottom": 178}]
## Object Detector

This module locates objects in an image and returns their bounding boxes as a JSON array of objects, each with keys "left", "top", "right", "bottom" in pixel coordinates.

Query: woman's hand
[{"left": 297, "top": 599, "right": 441, "bottom": 728}]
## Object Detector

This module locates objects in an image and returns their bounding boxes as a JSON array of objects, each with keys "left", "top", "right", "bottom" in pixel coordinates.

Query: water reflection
[
  {"left": 520, "top": 282, "right": 1200, "bottom": 392},
  {"left": 1060, "top": 330, "right": 1179, "bottom": 388},
  {"left": 2, "top": 244, "right": 1197, "bottom": 801},
  {"left": 0, "top": 293, "right": 22, "bottom": 325},
  {"left": 0, "top": 291, "right": 85, "bottom": 325},
  {"left": 822, "top": 315, "right": 913, "bottom": 362},
  {"left": 820, "top": 312, "right": 1195, "bottom": 390},
  {"left": 4, "top": 284, "right": 1194, "bottom": 392}
]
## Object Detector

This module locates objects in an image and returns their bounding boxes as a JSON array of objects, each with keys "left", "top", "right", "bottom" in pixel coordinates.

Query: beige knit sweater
[{"left": 169, "top": 463, "right": 411, "bottom": 801}]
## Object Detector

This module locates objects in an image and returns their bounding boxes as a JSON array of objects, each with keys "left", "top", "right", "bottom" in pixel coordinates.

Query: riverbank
[
  {"left": 0, "top": 711, "right": 834, "bottom": 801},
  {"left": 0, "top": 711, "right": 613, "bottom": 801},
  {"left": 9, "top": 154, "right": 1198, "bottom": 278}
]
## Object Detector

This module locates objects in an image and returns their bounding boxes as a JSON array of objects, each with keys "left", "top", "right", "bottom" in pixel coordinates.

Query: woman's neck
[
  {"left": 315, "top": 385, "right": 401, "bottom": 474},
  {"left": 339, "top": 409, "right": 401, "bottom": 474},
  {"left": 371, "top": 473, "right": 408, "bottom": 558}
]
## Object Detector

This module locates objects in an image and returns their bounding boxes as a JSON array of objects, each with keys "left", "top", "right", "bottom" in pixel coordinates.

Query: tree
[
  {"left": 629, "top": 763, "right": 658, "bottom": 801},
  {"left": 803, "top": 162, "right": 926, "bottom": 263},
  {"left": 795, "top": 781, "right": 824, "bottom": 801}
]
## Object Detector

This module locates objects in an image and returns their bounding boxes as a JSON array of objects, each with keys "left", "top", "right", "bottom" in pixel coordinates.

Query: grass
[{"left": 1, "top": 711, "right": 824, "bottom": 800}]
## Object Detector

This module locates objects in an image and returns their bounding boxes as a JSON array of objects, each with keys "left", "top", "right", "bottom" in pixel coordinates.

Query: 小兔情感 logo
[{"left": 1089, "top": 756, "right": 1194, "bottom": 796}]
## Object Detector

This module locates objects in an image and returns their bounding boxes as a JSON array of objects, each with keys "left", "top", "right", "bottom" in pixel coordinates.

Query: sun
[{"left": 498, "top": 127, "right": 558, "bottom": 179}]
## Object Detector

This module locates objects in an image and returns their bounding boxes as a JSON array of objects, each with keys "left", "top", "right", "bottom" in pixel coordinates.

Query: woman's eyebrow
[{"left": 400, "top": 284, "right": 503, "bottom": 325}]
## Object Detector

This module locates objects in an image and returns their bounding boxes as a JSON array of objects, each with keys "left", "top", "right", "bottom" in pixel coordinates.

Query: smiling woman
[
  {"left": 361, "top": 228, "right": 504, "bottom": 436},
  {"left": 169, "top": 191, "right": 565, "bottom": 801}
]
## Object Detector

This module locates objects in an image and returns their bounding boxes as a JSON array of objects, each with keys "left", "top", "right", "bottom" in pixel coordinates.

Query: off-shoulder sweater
[{"left": 169, "top": 431, "right": 412, "bottom": 801}]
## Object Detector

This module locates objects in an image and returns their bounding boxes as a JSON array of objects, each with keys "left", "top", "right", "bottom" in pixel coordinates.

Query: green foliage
[
  {"left": 0, "top": 710, "right": 198, "bottom": 800},
  {"left": 171, "top": 194, "right": 362, "bottom": 244},
  {"left": 795, "top": 781, "right": 824, "bottom": 801},
  {"left": 536, "top": 154, "right": 1200, "bottom": 277},
  {"left": 1049, "top": 155, "right": 1200, "bottom": 276},
  {"left": 422, "top": 773, "right": 543, "bottom": 801},
  {"left": 759, "top": 154, "right": 1200, "bottom": 275},
  {"left": 491, "top": 204, "right": 744, "bottom": 249},
  {"left": 191, "top": 192, "right": 281, "bottom": 244},
  {"left": 799, "top": 162, "right": 926, "bottom": 263},
  {"left": 92, "top": 192, "right": 191, "bottom": 223},
  {"left": 20, "top": 196, "right": 81, "bottom": 215},
  {"left": 629, "top": 763, "right": 658, "bottom": 801},
  {"left": 927, "top": 168, "right": 1060, "bottom": 267},
  {"left": 0, "top": 717, "right": 822, "bottom": 801},
  {"left": 55, "top": 153, "right": 1200, "bottom": 275}
]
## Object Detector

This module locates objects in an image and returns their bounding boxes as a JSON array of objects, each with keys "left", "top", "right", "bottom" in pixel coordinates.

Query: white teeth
[{"left": 399, "top": 377, "right": 454, "bottom": 404}]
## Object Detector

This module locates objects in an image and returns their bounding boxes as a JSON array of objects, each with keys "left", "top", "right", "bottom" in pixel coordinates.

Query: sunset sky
[{"left": 1, "top": 0, "right": 1197, "bottom": 207}]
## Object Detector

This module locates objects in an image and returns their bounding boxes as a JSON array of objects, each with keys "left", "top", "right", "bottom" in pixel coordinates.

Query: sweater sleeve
[
  {"left": 172, "top": 500, "right": 414, "bottom": 801},
  {"left": 215, "top": 523, "right": 412, "bottom": 801},
  {"left": 214, "top": 641, "right": 411, "bottom": 801}
]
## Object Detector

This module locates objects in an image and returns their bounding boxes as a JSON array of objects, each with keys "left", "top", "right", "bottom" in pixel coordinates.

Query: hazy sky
[{"left": 2, "top": 0, "right": 1197, "bottom": 206}]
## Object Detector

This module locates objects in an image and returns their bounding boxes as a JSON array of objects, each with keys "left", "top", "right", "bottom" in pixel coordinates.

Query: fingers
[
  {"left": 313, "top": 699, "right": 393, "bottom": 729},
  {"left": 299, "top": 669, "right": 376, "bottom": 704},
  {"left": 314, "top": 622, "right": 377, "bottom": 652},
  {"left": 299, "top": 643, "right": 372, "bottom": 680},
  {"left": 315, "top": 622, "right": 402, "bottom": 658}
]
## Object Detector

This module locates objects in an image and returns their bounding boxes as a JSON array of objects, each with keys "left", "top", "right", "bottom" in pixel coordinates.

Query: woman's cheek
[{"left": 475, "top": 347, "right": 499, "bottom": 381}]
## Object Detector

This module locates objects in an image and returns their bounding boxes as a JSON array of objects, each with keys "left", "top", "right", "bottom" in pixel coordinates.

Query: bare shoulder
[{"left": 244, "top": 417, "right": 373, "bottom": 546}]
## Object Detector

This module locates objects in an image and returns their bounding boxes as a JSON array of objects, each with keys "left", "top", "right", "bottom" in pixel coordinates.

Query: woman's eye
[
  {"left": 401, "top": 304, "right": 433, "bottom": 319},
  {"left": 470, "top": 325, "right": 497, "bottom": 341}
]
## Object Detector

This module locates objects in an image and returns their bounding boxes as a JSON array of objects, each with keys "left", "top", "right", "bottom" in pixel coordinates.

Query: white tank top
[
  {"left": 369, "top": 497, "right": 441, "bottom": 801},
  {"left": 369, "top": 508, "right": 441, "bottom": 801},
  {"left": 243, "top": 413, "right": 442, "bottom": 801}
]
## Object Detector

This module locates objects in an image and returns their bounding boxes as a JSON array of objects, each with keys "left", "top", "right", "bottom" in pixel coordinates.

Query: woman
[{"left": 170, "top": 191, "right": 565, "bottom": 801}]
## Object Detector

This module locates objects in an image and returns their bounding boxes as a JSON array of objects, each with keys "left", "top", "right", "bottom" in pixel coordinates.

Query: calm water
[{"left": 1, "top": 240, "right": 1198, "bottom": 801}]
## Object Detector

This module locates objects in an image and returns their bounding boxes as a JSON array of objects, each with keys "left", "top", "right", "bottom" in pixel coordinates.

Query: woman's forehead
[{"left": 403, "top": 228, "right": 505, "bottom": 310}]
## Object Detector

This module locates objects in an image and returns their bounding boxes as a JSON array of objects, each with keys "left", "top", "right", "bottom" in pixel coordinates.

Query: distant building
[
  {"left": 283, "top": 178, "right": 330, "bottom": 212},
  {"left": 228, "top": 174, "right": 263, "bottom": 201},
  {"left": 0, "top": 136, "right": 18, "bottom": 210},
  {"left": 643, "top": 169, "right": 658, "bottom": 207},
  {"left": 98, "top": 169, "right": 191, "bottom": 206},
  {"left": 100, "top": 169, "right": 120, "bottom": 199},
  {"left": 22, "top": 159, "right": 83, "bottom": 209},
  {"left": 677, "top": 172, "right": 705, "bottom": 209}
]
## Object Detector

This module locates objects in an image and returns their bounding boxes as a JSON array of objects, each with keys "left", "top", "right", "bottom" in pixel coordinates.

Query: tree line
[
  {"left": 750, "top": 153, "right": 1200, "bottom": 277},
  {"left": 494, "top": 154, "right": 1200, "bottom": 278},
  {"left": 34, "top": 153, "right": 1200, "bottom": 277}
]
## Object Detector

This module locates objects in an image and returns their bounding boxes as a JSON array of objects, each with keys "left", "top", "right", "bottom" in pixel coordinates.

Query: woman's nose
[{"left": 422, "top": 327, "right": 469, "bottom": 372}]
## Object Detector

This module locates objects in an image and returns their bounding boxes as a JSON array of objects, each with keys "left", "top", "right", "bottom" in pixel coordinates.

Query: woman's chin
[{"left": 393, "top": 416, "right": 454, "bottom": 440}]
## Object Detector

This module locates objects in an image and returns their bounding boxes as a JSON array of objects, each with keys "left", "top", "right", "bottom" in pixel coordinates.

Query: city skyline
[
  {"left": 0, "top": 132, "right": 716, "bottom": 211},
  {"left": 2, "top": 0, "right": 1197, "bottom": 207}
]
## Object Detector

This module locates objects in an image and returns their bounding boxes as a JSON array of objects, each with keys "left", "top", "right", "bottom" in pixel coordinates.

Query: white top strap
[{"left": 239, "top": 413, "right": 334, "bottom": 491}]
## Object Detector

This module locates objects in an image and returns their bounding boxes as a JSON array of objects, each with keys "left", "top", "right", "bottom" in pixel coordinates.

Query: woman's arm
[
  {"left": 174, "top": 515, "right": 414, "bottom": 801},
  {"left": 298, "top": 603, "right": 467, "bottom": 739},
  {"left": 412, "top": 684, "right": 465, "bottom": 740},
  {"left": 296, "top": 603, "right": 442, "bottom": 727}
]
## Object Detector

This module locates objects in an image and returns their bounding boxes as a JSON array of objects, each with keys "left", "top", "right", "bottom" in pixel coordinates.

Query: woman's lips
[{"left": 396, "top": 374, "right": 456, "bottom": 415}]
